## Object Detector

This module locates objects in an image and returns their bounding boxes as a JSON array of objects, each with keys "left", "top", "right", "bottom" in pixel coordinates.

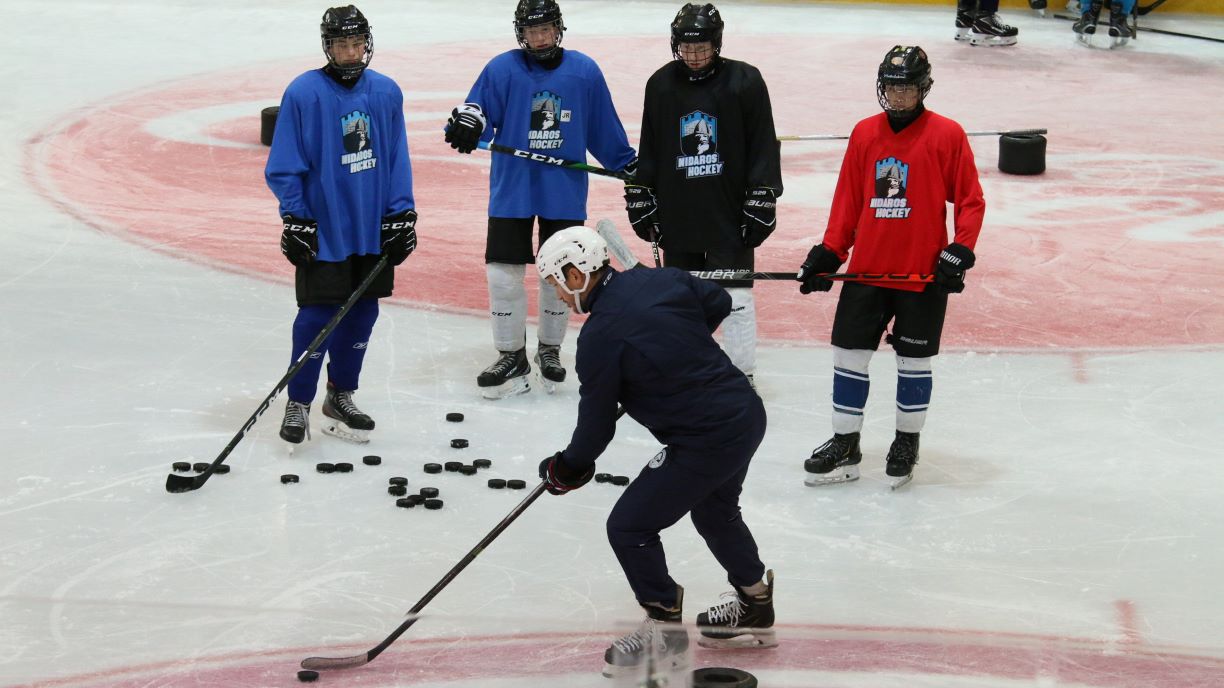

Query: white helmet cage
[{"left": 536, "top": 226, "right": 609, "bottom": 312}]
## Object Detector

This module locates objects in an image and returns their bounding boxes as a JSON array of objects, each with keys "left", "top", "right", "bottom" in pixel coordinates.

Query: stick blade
[
  {"left": 301, "top": 653, "right": 371, "bottom": 671},
  {"left": 165, "top": 472, "right": 203, "bottom": 493},
  {"left": 594, "top": 219, "right": 641, "bottom": 270}
]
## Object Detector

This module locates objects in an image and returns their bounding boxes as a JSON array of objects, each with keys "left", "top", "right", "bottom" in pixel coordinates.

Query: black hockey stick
[
  {"left": 778, "top": 128, "right": 1047, "bottom": 142},
  {"left": 477, "top": 140, "right": 634, "bottom": 181},
  {"left": 301, "top": 407, "right": 629, "bottom": 672},
  {"left": 1137, "top": 0, "right": 1169, "bottom": 15},
  {"left": 690, "top": 269, "right": 933, "bottom": 283},
  {"left": 165, "top": 255, "right": 390, "bottom": 494},
  {"left": 1053, "top": 12, "right": 1224, "bottom": 42}
]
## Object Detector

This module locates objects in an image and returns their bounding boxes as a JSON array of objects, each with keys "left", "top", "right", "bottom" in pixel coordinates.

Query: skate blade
[
  {"left": 954, "top": 29, "right": 972, "bottom": 42},
  {"left": 889, "top": 474, "right": 914, "bottom": 491},
  {"left": 320, "top": 420, "right": 370, "bottom": 444},
  {"left": 535, "top": 371, "right": 559, "bottom": 395},
  {"left": 804, "top": 464, "right": 860, "bottom": 487},
  {"left": 969, "top": 35, "right": 1018, "bottom": 47},
  {"left": 601, "top": 651, "right": 690, "bottom": 679},
  {"left": 697, "top": 629, "right": 778, "bottom": 649},
  {"left": 480, "top": 376, "right": 531, "bottom": 400}
]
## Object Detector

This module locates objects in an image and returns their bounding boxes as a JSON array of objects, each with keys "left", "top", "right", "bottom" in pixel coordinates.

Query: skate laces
[
  {"left": 705, "top": 592, "right": 747, "bottom": 627},
  {"left": 613, "top": 619, "right": 668, "bottom": 655},
  {"left": 285, "top": 402, "right": 308, "bottom": 427},
  {"left": 485, "top": 351, "right": 520, "bottom": 376},
  {"left": 537, "top": 346, "right": 561, "bottom": 369},
  {"left": 330, "top": 390, "right": 361, "bottom": 416}
]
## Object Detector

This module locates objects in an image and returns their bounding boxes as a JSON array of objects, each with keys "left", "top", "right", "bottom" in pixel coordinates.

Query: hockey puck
[
  {"left": 423, "top": 462, "right": 443, "bottom": 474},
  {"left": 998, "top": 133, "right": 1046, "bottom": 175},
  {"left": 296, "top": 669, "right": 319, "bottom": 683},
  {"left": 610, "top": 475, "right": 630, "bottom": 486},
  {"left": 363, "top": 455, "right": 382, "bottom": 466},
  {"left": 487, "top": 478, "right": 507, "bottom": 489},
  {"left": 395, "top": 497, "right": 416, "bottom": 509},
  {"left": 171, "top": 461, "right": 192, "bottom": 473},
  {"left": 691, "top": 667, "right": 757, "bottom": 688},
  {"left": 424, "top": 498, "right": 443, "bottom": 510},
  {"left": 445, "top": 412, "right": 464, "bottom": 422},
  {"left": 594, "top": 472, "right": 612, "bottom": 483},
  {"left": 459, "top": 465, "right": 477, "bottom": 476},
  {"left": 407, "top": 494, "right": 425, "bottom": 505},
  {"left": 506, "top": 479, "right": 526, "bottom": 490},
  {"left": 280, "top": 474, "right": 300, "bottom": 484},
  {"left": 214, "top": 464, "right": 231, "bottom": 474},
  {"left": 192, "top": 462, "right": 211, "bottom": 473},
  {"left": 473, "top": 458, "right": 492, "bottom": 469},
  {"left": 334, "top": 462, "right": 353, "bottom": 473},
  {"left": 419, "top": 487, "right": 439, "bottom": 498},
  {"left": 388, "top": 484, "right": 407, "bottom": 497},
  {"left": 444, "top": 461, "right": 463, "bottom": 472},
  {"left": 389, "top": 476, "right": 408, "bottom": 486},
  {"left": 260, "top": 106, "right": 279, "bottom": 147},
  {"left": 450, "top": 438, "right": 469, "bottom": 449},
  {"left": 316, "top": 462, "right": 335, "bottom": 474}
]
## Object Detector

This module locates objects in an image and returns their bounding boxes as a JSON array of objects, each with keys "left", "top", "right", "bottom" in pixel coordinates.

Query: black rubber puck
[
  {"left": 172, "top": 461, "right": 192, "bottom": 473},
  {"left": 297, "top": 669, "right": 319, "bottom": 683},
  {"left": 419, "top": 487, "right": 439, "bottom": 498},
  {"left": 506, "top": 479, "right": 526, "bottom": 490},
  {"left": 192, "top": 462, "right": 210, "bottom": 473},
  {"left": 488, "top": 478, "right": 507, "bottom": 489},
  {"left": 261, "top": 106, "right": 280, "bottom": 147},
  {"left": 424, "top": 498, "right": 443, "bottom": 510},
  {"left": 444, "top": 461, "right": 463, "bottom": 472},
  {"left": 214, "top": 464, "right": 231, "bottom": 474},
  {"left": 450, "top": 438, "right": 469, "bottom": 449},
  {"left": 691, "top": 667, "right": 757, "bottom": 688},
  {"left": 446, "top": 412, "right": 464, "bottom": 422},
  {"left": 610, "top": 475, "right": 630, "bottom": 486},
  {"left": 388, "top": 484, "right": 407, "bottom": 496},
  {"left": 473, "top": 458, "right": 492, "bottom": 469},
  {"left": 424, "top": 463, "right": 443, "bottom": 474},
  {"left": 363, "top": 455, "right": 382, "bottom": 466},
  {"left": 396, "top": 497, "right": 416, "bottom": 508},
  {"left": 389, "top": 476, "right": 408, "bottom": 486},
  {"left": 594, "top": 472, "right": 612, "bottom": 483},
  {"left": 998, "top": 133, "right": 1047, "bottom": 176},
  {"left": 334, "top": 462, "right": 353, "bottom": 473},
  {"left": 316, "top": 462, "right": 335, "bottom": 474},
  {"left": 459, "top": 465, "right": 477, "bottom": 476},
  {"left": 281, "top": 474, "right": 300, "bottom": 484},
  {"left": 407, "top": 494, "right": 425, "bottom": 505}
]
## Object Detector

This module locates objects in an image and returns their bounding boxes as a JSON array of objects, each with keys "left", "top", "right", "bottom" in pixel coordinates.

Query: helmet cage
[
  {"left": 321, "top": 6, "right": 373, "bottom": 79},
  {"left": 514, "top": 0, "right": 566, "bottom": 60},
  {"left": 670, "top": 3, "right": 724, "bottom": 78},
  {"left": 876, "top": 45, "right": 932, "bottom": 114}
]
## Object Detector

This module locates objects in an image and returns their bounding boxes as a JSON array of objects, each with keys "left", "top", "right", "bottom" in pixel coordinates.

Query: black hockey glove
[
  {"left": 380, "top": 209, "right": 417, "bottom": 266},
  {"left": 280, "top": 214, "right": 318, "bottom": 267},
  {"left": 797, "top": 244, "right": 843, "bottom": 294},
  {"left": 740, "top": 186, "right": 777, "bottom": 249},
  {"left": 933, "top": 243, "right": 976, "bottom": 294},
  {"left": 538, "top": 451, "right": 595, "bottom": 496},
  {"left": 624, "top": 184, "right": 660, "bottom": 243},
  {"left": 444, "top": 103, "right": 486, "bottom": 154}
]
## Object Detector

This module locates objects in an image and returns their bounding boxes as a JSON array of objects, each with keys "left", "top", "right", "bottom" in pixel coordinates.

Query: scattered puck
[
  {"left": 424, "top": 463, "right": 443, "bottom": 474},
  {"left": 214, "top": 464, "right": 231, "bottom": 474},
  {"left": 297, "top": 669, "right": 319, "bottom": 683},
  {"left": 446, "top": 412, "right": 465, "bottom": 422},
  {"left": 334, "top": 462, "right": 354, "bottom": 473},
  {"left": 473, "top": 458, "right": 492, "bottom": 469},
  {"left": 424, "top": 498, "right": 443, "bottom": 510},
  {"left": 280, "top": 474, "right": 300, "bottom": 484},
  {"left": 488, "top": 478, "right": 507, "bottom": 489},
  {"left": 192, "top": 462, "right": 210, "bottom": 473},
  {"left": 388, "top": 484, "right": 408, "bottom": 497},
  {"left": 594, "top": 472, "right": 612, "bottom": 483},
  {"left": 316, "top": 462, "right": 335, "bottom": 474},
  {"left": 406, "top": 494, "right": 425, "bottom": 505},
  {"left": 389, "top": 476, "right": 408, "bottom": 486},
  {"left": 506, "top": 479, "right": 526, "bottom": 490},
  {"left": 459, "top": 465, "right": 477, "bottom": 476},
  {"left": 260, "top": 105, "right": 280, "bottom": 147},
  {"left": 691, "top": 667, "right": 757, "bottom": 688},
  {"left": 363, "top": 455, "right": 382, "bottom": 466},
  {"left": 610, "top": 475, "right": 630, "bottom": 486},
  {"left": 395, "top": 497, "right": 416, "bottom": 509},
  {"left": 450, "top": 438, "right": 469, "bottom": 449},
  {"left": 171, "top": 461, "right": 192, "bottom": 473},
  {"left": 444, "top": 461, "right": 463, "bottom": 472},
  {"left": 419, "top": 487, "right": 439, "bottom": 498}
]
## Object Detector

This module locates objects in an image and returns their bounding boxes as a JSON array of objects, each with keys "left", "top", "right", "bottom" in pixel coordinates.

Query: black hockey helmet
[
  {"left": 876, "top": 45, "right": 933, "bottom": 113},
  {"left": 671, "top": 3, "right": 724, "bottom": 78},
  {"left": 321, "top": 5, "right": 373, "bottom": 79},
  {"left": 514, "top": 0, "right": 565, "bottom": 61}
]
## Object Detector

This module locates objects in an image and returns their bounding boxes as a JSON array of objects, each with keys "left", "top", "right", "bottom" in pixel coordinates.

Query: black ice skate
[
  {"left": 1074, "top": 1, "right": 1102, "bottom": 46},
  {"left": 533, "top": 343, "right": 565, "bottom": 394},
  {"left": 697, "top": 569, "right": 777, "bottom": 649},
  {"left": 954, "top": 1, "right": 975, "bottom": 42},
  {"left": 804, "top": 432, "right": 862, "bottom": 486},
  {"left": 280, "top": 400, "right": 310, "bottom": 451},
  {"left": 886, "top": 430, "right": 921, "bottom": 491},
  {"left": 320, "top": 383, "right": 374, "bottom": 444},
  {"left": 602, "top": 590, "right": 690, "bottom": 679},
  {"left": 1029, "top": 0, "right": 1048, "bottom": 16},
  {"left": 969, "top": 11, "right": 1019, "bottom": 47},
  {"left": 1107, "top": 3, "right": 1132, "bottom": 47},
  {"left": 477, "top": 348, "right": 531, "bottom": 400}
]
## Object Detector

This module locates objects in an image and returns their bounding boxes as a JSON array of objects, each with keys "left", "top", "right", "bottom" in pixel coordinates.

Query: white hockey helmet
[{"left": 537, "top": 225, "right": 608, "bottom": 310}]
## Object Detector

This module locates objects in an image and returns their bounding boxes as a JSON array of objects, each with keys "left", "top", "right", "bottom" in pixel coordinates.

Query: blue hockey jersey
[{"left": 265, "top": 68, "right": 414, "bottom": 263}]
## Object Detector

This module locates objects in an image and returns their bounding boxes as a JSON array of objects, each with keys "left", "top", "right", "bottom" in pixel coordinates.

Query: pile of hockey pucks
[
  {"left": 392, "top": 477, "right": 442, "bottom": 509},
  {"left": 172, "top": 461, "right": 230, "bottom": 475},
  {"left": 281, "top": 455, "right": 383, "bottom": 485},
  {"left": 595, "top": 473, "right": 631, "bottom": 487}
]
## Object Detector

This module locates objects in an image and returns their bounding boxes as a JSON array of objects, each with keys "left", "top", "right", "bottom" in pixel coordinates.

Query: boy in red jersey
[{"left": 796, "top": 45, "right": 984, "bottom": 490}]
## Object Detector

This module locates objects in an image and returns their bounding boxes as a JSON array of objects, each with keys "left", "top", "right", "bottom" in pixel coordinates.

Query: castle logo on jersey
[
  {"left": 675, "top": 111, "right": 723, "bottom": 178},
  {"left": 871, "top": 157, "right": 911, "bottom": 218},
  {"left": 529, "top": 91, "right": 567, "bottom": 150},
  {"left": 340, "top": 110, "right": 377, "bottom": 173}
]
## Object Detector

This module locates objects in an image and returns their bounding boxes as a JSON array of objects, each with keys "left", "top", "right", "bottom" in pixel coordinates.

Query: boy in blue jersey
[
  {"left": 534, "top": 227, "right": 777, "bottom": 678},
  {"left": 265, "top": 5, "right": 416, "bottom": 448},
  {"left": 444, "top": 0, "right": 637, "bottom": 400}
]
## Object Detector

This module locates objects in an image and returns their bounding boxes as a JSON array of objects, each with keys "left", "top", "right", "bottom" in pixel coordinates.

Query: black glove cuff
[{"left": 940, "top": 243, "right": 975, "bottom": 271}]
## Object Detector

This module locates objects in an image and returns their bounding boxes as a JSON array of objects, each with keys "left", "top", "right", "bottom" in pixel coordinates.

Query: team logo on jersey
[
  {"left": 648, "top": 448, "right": 668, "bottom": 469},
  {"left": 340, "top": 111, "right": 377, "bottom": 174},
  {"left": 529, "top": 91, "right": 565, "bottom": 150},
  {"left": 872, "top": 157, "right": 911, "bottom": 218},
  {"left": 676, "top": 111, "right": 723, "bottom": 178}
]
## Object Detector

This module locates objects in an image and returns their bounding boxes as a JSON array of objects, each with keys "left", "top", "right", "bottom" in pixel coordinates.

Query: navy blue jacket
[{"left": 562, "top": 267, "right": 761, "bottom": 471}]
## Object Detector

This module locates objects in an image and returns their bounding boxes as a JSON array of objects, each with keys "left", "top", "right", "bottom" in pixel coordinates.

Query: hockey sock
[
  {"left": 287, "top": 304, "right": 340, "bottom": 403},
  {"left": 536, "top": 275, "right": 569, "bottom": 347},
  {"left": 486, "top": 262, "right": 527, "bottom": 352},
  {"left": 1117, "top": 0, "right": 1135, "bottom": 12},
  {"left": 325, "top": 297, "right": 379, "bottom": 391},
  {"left": 896, "top": 355, "right": 933, "bottom": 433},
  {"left": 722, "top": 288, "right": 757, "bottom": 375},
  {"left": 831, "top": 347, "right": 873, "bottom": 435},
  {"left": 977, "top": 0, "right": 1000, "bottom": 11}
]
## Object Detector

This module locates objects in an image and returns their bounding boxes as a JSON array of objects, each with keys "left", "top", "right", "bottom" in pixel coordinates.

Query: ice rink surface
[{"left": 2, "top": 1, "right": 1223, "bottom": 686}]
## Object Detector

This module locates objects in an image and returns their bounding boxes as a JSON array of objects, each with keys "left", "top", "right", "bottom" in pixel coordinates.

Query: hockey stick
[
  {"left": 165, "top": 255, "right": 390, "bottom": 494},
  {"left": 648, "top": 225, "right": 662, "bottom": 268},
  {"left": 301, "top": 407, "right": 629, "bottom": 672},
  {"left": 1053, "top": 12, "right": 1223, "bottom": 42},
  {"left": 690, "top": 269, "right": 933, "bottom": 283},
  {"left": 1137, "top": 0, "right": 1169, "bottom": 15},
  {"left": 778, "top": 128, "right": 1047, "bottom": 142},
  {"left": 477, "top": 140, "right": 634, "bottom": 181}
]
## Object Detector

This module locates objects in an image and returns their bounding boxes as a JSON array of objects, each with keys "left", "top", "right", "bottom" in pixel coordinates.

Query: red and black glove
[{"left": 538, "top": 451, "right": 595, "bottom": 496}]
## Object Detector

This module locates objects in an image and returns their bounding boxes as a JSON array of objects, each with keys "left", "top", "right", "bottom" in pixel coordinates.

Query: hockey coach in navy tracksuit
[{"left": 534, "top": 226, "right": 777, "bottom": 678}]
